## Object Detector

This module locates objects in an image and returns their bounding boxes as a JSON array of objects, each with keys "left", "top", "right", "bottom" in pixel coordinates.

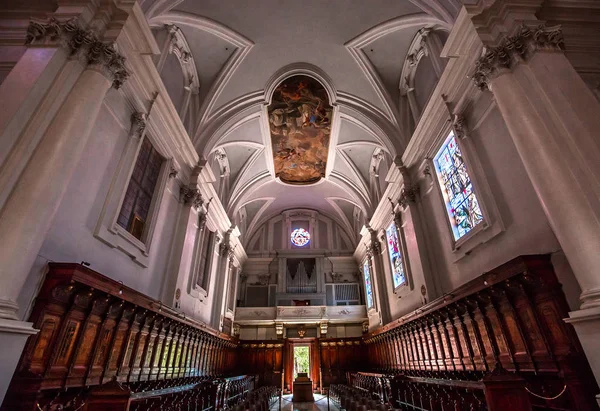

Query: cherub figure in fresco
[{"left": 278, "top": 81, "right": 308, "bottom": 102}]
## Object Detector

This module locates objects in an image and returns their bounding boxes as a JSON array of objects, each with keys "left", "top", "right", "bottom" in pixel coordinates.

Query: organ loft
[{"left": 0, "top": 0, "right": 600, "bottom": 410}]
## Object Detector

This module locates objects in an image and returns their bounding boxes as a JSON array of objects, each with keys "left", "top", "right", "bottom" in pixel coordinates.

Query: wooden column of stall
[{"left": 1, "top": 263, "right": 239, "bottom": 411}]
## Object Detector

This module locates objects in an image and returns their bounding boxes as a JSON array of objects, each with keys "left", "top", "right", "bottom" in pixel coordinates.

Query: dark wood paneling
[
  {"left": 319, "top": 337, "right": 364, "bottom": 388},
  {"left": 238, "top": 340, "right": 284, "bottom": 389}
]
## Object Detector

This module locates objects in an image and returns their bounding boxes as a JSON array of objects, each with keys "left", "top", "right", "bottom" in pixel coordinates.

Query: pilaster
[{"left": 466, "top": 0, "right": 600, "bottom": 399}]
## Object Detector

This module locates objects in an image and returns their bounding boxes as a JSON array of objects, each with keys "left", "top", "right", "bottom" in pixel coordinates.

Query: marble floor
[{"left": 271, "top": 394, "right": 340, "bottom": 411}]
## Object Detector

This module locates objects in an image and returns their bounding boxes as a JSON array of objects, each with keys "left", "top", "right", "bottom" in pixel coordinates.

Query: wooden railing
[
  {"left": 362, "top": 255, "right": 599, "bottom": 411},
  {"left": 1, "top": 263, "right": 239, "bottom": 411}
]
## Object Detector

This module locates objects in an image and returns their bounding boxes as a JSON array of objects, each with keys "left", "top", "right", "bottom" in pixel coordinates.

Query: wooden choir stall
[
  {"left": 0, "top": 263, "right": 274, "bottom": 411},
  {"left": 331, "top": 255, "right": 600, "bottom": 411}
]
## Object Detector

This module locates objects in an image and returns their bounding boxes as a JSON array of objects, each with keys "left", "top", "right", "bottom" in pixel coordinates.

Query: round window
[{"left": 290, "top": 228, "right": 310, "bottom": 247}]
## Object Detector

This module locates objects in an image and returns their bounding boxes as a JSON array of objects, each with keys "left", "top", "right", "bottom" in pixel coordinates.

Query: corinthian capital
[
  {"left": 179, "top": 186, "right": 203, "bottom": 209},
  {"left": 85, "top": 41, "right": 129, "bottom": 89},
  {"left": 365, "top": 240, "right": 380, "bottom": 258},
  {"left": 473, "top": 24, "right": 564, "bottom": 90},
  {"left": 25, "top": 17, "right": 129, "bottom": 89}
]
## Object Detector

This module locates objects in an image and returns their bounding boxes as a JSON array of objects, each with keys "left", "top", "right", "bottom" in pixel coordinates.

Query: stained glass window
[
  {"left": 290, "top": 228, "right": 310, "bottom": 247},
  {"left": 433, "top": 131, "right": 484, "bottom": 241},
  {"left": 386, "top": 223, "right": 407, "bottom": 289},
  {"left": 363, "top": 260, "right": 374, "bottom": 309}
]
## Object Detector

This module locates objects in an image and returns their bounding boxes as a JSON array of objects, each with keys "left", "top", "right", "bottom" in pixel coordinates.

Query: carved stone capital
[
  {"left": 25, "top": 17, "right": 129, "bottom": 89},
  {"left": 85, "top": 41, "right": 129, "bottom": 89},
  {"left": 473, "top": 24, "right": 564, "bottom": 90},
  {"left": 197, "top": 211, "right": 208, "bottom": 231},
  {"left": 179, "top": 186, "right": 203, "bottom": 209},
  {"left": 129, "top": 112, "right": 146, "bottom": 138},
  {"left": 365, "top": 240, "right": 380, "bottom": 258},
  {"left": 452, "top": 115, "right": 467, "bottom": 140},
  {"left": 219, "top": 242, "right": 233, "bottom": 258},
  {"left": 398, "top": 184, "right": 420, "bottom": 208}
]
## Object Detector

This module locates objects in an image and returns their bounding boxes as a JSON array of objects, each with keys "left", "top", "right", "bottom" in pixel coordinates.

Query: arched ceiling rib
[{"left": 143, "top": 0, "right": 456, "bottom": 249}]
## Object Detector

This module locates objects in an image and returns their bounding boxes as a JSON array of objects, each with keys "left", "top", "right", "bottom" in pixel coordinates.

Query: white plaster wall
[
  {"left": 373, "top": 97, "right": 581, "bottom": 322},
  {"left": 425, "top": 102, "right": 560, "bottom": 290},
  {"left": 326, "top": 324, "right": 363, "bottom": 338},
  {"left": 239, "top": 326, "right": 278, "bottom": 340},
  {"left": 17, "top": 90, "right": 181, "bottom": 320}
]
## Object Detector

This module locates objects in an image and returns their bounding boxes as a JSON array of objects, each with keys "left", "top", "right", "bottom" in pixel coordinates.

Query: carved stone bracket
[
  {"left": 179, "top": 186, "right": 203, "bottom": 209},
  {"left": 25, "top": 17, "right": 129, "bottom": 89},
  {"left": 473, "top": 24, "right": 564, "bottom": 90}
]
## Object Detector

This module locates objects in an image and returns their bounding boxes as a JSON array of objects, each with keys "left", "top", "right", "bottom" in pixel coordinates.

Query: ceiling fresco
[{"left": 268, "top": 75, "right": 333, "bottom": 185}]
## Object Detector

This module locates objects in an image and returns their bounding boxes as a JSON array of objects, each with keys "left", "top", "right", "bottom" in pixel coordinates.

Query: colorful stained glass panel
[
  {"left": 386, "top": 223, "right": 407, "bottom": 289},
  {"left": 290, "top": 228, "right": 310, "bottom": 247},
  {"left": 433, "top": 131, "right": 484, "bottom": 241},
  {"left": 363, "top": 260, "right": 374, "bottom": 309}
]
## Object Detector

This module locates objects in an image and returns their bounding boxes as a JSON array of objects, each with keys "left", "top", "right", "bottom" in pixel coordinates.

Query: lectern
[{"left": 292, "top": 373, "right": 314, "bottom": 402}]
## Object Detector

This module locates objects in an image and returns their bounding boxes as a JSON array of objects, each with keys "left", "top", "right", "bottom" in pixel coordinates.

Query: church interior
[{"left": 0, "top": 0, "right": 600, "bottom": 410}]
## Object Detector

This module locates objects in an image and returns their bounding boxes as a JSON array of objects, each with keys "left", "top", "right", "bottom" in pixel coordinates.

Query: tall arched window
[
  {"left": 363, "top": 259, "right": 374, "bottom": 310},
  {"left": 433, "top": 130, "right": 484, "bottom": 240},
  {"left": 386, "top": 222, "right": 407, "bottom": 289}
]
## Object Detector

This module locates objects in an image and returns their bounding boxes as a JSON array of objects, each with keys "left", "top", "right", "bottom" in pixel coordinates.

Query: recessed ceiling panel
[{"left": 268, "top": 75, "right": 332, "bottom": 185}]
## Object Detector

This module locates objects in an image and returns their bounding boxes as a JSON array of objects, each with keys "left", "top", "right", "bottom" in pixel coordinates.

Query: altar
[{"left": 292, "top": 373, "right": 314, "bottom": 402}]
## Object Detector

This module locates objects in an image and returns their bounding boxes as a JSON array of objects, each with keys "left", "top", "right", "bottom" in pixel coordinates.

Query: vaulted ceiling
[{"left": 141, "top": 0, "right": 459, "bottom": 247}]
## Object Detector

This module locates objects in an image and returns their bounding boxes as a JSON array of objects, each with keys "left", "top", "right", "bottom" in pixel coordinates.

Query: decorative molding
[
  {"left": 257, "top": 274, "right": 270, "bottom": 286},
  {"left": 330, "top": 272, "right": 343, "bottom": 283},
  {"left": 25, "top": 18, "right": 129, "bottom": 89},
  {"left": 472, "top": 24, "right": 564, "bottom": 90},
  {"left": 180, "top": 186, "right": 203, "bottom": 209}
]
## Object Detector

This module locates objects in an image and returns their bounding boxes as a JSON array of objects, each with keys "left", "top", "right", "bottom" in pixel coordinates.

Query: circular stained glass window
[{"left": 291, "top": 228, "right": 310, "bottom": 247}]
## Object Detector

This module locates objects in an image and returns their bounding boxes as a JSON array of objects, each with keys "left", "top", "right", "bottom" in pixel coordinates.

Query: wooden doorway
[{"left": 284, "top": 338, "right": 320, "bottom": 393}]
